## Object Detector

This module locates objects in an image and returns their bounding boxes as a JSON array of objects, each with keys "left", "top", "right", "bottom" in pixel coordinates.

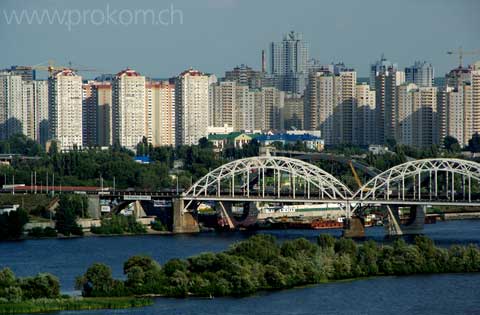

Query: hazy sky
[{"left": 1, "top": 0, "right": 479, "bottom": 79}]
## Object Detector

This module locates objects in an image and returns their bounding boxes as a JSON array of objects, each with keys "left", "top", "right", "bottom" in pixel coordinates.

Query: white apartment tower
[
  {"left": 0, "top": 73, "right": 26, "bottom": 140},
  {"left": 146, "top": 81, "right": 176, "bottom": 147},
  {"left": 175, "top": 69, "right": 210, "bottom": 145},
  {"left": 48, "top": 69, "right": 83, "bottom": 150},
  {"left": 112, "top": 69, "right": 146, "bottom": 150}
]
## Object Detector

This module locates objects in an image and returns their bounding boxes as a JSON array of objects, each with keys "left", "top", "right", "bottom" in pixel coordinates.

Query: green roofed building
[{"left": 207, "top": 132, "right": 256, "bottom": 152}]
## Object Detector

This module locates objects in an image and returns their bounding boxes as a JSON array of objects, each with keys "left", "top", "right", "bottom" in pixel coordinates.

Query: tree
[
  {"left": 76, "top": 263, "right": 115, "bottom": 297},
  {"left": 55, "top": 197, "right": 83, "bottom": 236},
  {"left": 0, "top": 268, "right": 16, "bottom": 290},
  {"left": 468, "top": 133, "right": 480, "bottom": 153},
  {"left": 20, "top": 273, "right": 60, "bottom": 299},
  {"left": 124, "top": 255, "right": 160, "bottom": 274},
  {"left": 281, "top": 238, "right": 317, "bottom": 258},
  {"left": 0, "top": 208, "right": 29, "bottom": 240},
  {"left": 444, "top": 136, "right": 461, "bottom": 152},
  {"left": 317, "top": 234, "right": 335, "bottom": 249},
  {"left": 198, "top": 137, "right": 212, "bottom": 149}
]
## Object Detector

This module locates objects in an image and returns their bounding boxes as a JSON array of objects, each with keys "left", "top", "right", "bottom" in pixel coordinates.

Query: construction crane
[
  {"left": 29, "top": 60, "right": 99, "bottom": 77},
  {"left": 348, "top": 160, "right": 370, "bottom": 192},
  {"left": 447, "top": 47, "right": 480, "bottom": 68}
]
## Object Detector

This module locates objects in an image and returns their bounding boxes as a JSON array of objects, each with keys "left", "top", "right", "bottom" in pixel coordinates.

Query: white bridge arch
[
  {"left": 183, "top": 156, "right": 352, "bottom": 201},
  {"left": 354, "top": 158, "right": 480, "bottom": 202}
]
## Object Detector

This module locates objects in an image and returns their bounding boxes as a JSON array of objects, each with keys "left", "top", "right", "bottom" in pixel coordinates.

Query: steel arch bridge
[
  {"left": 182, "top": 156, "right": 480, "bottom": 212},
  {"left": 354, "top": 158, "right": 480, "bottom": 204},
  {"left": 182, "top": 156, "right": 352, "bottom": 208}
]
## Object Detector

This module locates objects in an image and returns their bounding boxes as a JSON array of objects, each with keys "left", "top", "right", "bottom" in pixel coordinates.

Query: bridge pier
[
  {"left": 172, "top": 198, "right": 200, "bottom": 234},
  {"left": 386, "top": 205, "right": 425, "bottom": 236},
  {"left": 343, "top": 217, "right": 366, "bottom": 238},
  {"left": 87, "top": 195, "right": 100, "bottom": 219}
]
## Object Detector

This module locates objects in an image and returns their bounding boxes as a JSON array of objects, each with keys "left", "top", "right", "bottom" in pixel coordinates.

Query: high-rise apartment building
[
  {"left": 438, "top": 67, "right": 480, "bottom": 147},
  {"left": 146, "top": 81, "right": 175, "bottom": 147},
  {"left": 396, "top": 84, "right": 438, "bottom": 147},
  {"left": 261, "top": 87, "right": 284, "bottom": 131},
  {"left": 225, "top": 64, "right": 264, "bottom": 89},
  {"left": 175, "top": 69, "right": 210, "bottom": 145},
  {"left": 269, "top": 31, "right": 309, "bottom": 94},
  {"left": 304, "top": 68, "right": 357, "bottom": 145},
  {"left": 370, "top": 55, "right": 397, "bottom": 88},
  {"left": 0, "top": 73, "right": 25, "bottom": 140},
  {"left": 22, "top": 81, "right": 36, "bottom": 140},
  {"left": 355, "top": 83, "right": 376, "bottom": 146},
  {"left": 374, "top": 66, "right": 405, "bottom": 144},
  {"left": 405, "top": 61, "right": 434, "bottom": 87},
  {"left": 33, "top": 80, "right": 49, "bottom": 144},
  {"left": 3, "top": 66, "right": 36, "bottom": 81},
  {"left": 48, "top": 69, "right": 83, "bottom": 150},
  {"left": 211, "top": 81, "right": 236, "bottom": 129},
  {"left": 96, "top": 83, "right": 112, "bottom": 147},
  {"left": 284, "top": 95, "right": 304, "bottom": 130},
  {"left": 112, "top": 69, "right": 146, "bottom": 150},
  {"left": 82, "top": 81, "right": 99, "bottom": 147},
  {"left": 235, "top": 85, "right": 256, "bottom": 131}
]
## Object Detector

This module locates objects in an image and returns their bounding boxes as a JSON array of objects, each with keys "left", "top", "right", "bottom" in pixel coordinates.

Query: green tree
[
  {"left": 124, "top": 255, "right": 160, "bottom": 274},
  {"left": 468, "top": 133, "right": 480, "bottom": 153},
  {"left": 20, "top": 273, "right": 60, "bottom": 299},
  {"left": 317, "top": 234, "right": 335, "bottom": 249},
  {"left": 444, "top": 136, "right": 461, "bottom": 152},
  {"left": 281, "top": 238, "right": 317, "bottom": 258},
  {"left": 0, "top": 208, "right": 29, "bottom": 240},
  {"left": 76, "top": 263, "right": 115, "bottom": 297}
]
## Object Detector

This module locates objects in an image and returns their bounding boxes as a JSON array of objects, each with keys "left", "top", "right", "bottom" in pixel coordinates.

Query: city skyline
[{"left": 1, "top": 0, "right": 479, "bottom": 79}]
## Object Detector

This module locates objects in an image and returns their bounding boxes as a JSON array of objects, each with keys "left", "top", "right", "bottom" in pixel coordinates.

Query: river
[{"left": 1, "top": 220, "right": 480, "bottom": 314}]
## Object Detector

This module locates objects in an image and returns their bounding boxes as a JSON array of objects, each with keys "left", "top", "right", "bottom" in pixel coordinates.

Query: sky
[{"left": 1, "top": 0, "right": 479, "bottom": 79}]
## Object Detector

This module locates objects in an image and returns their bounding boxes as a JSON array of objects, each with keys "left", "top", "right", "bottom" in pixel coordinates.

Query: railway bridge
[{"left": 177, "top": 156, "right": 480, "bottom": 236}]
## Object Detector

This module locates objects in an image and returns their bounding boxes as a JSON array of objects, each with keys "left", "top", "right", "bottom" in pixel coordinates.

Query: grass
[{"left": 0, "top": 297, "right": 153, "bottom": 314}]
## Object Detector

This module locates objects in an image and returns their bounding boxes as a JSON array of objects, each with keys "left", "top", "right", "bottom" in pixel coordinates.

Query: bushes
[
  {"left": 0, "top": 208, "right": 29, "bottom": 240},
  {"left": 28, "top": 227, "right": 57, "bottom": 238},
  {"left": 91, "top": 215, "right": 146, "bottom": 235},
  {"left": 0, "top": 268, "right": 60, "bottom": 303},
  {"left": 77, "top": 235, "right": 480, "bottom": 299}
]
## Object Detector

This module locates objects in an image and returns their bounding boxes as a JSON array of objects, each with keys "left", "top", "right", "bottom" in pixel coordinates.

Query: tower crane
[
  {"left": 447, "top": 47, "right": 480, "bottom": 68},
  {"left": 29, "top": 60, "right": 99, "bottom": 77}
]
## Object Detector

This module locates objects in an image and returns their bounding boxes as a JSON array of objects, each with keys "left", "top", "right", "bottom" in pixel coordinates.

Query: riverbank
[{"left": 0, "top": 297, "right": 152, "bottom": 314}]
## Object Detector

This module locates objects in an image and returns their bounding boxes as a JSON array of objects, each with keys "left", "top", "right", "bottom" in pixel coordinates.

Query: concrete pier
[
  {"left": 343, "top": 217, "right": 366, "bottom": 238},
  {"left": 386, "top": 205, "right": 426, "bottom": 236},
  {"left": 172, "top": 198, "right": 200, "bottom": 233}
]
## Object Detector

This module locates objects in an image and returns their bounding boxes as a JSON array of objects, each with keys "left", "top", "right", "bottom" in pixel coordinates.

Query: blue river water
[{"left": 1, "top": 220, "right": 480, "bottom": 315}]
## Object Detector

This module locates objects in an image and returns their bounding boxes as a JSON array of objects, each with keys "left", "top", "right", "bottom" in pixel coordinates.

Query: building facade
[
  {"left": 147, "top": 81, "right": 175, "bottom": 146},
  {"left": 405, "top": 61, "right": 434, "bottom": 87},
  {"left": 283, "top": 95, "right": 304, "bottom": 130},
  {"left": 269, "top": 31, "right": 309, "bottom": 94},
  {"left": 112, "top": 69, "right": 146, "bottom": 150},
  {"left": 96, "top": 83, "right": 112, "bottom": 147},
  {"left": 225, "top": 64, "right": 264, "bottom": 89},
  {"left": 48, "top": 69, "right": 83, "bottom": 150},
  {"left": 304, "top": 69, "right": 357, "bottom": 145},
  {"left": 175, "top": 69, "right": 210, "bottom": 145},
  {"left": 374, "top": 66, "right": 405, "bottom": 144},
  {"left": 355, "top": 83, "right": 376, "bottom": 146}
]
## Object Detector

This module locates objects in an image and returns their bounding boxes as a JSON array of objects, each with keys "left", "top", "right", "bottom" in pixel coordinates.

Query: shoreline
[
  {"left": 0, "top": 297, "right": 153, "bottom": 315},
  {"left": 7, "top": 216, "right": 480, "bottom": 242}
]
